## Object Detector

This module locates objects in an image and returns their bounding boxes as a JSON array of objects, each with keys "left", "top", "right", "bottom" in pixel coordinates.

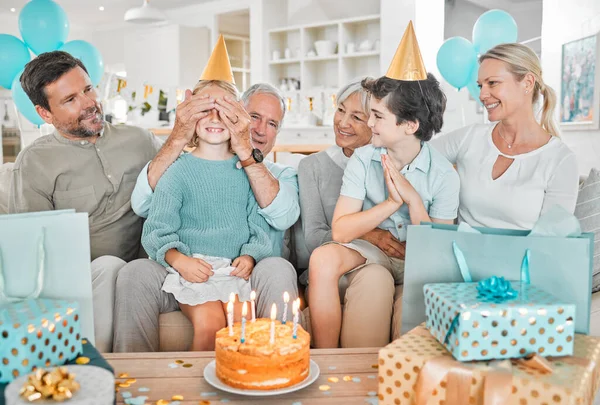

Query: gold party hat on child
[
  {"left": 199, "top": 34, "right": 235, "bottom": 84},
  {"left": 385, "top": 21, "right": 427, "bottom": 81}
]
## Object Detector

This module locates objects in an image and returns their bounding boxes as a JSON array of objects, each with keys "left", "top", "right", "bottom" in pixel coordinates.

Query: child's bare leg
[
  {"left": 308, "top": 244, "right": 366, "bottom": 348},
  {"left": 180, "top": 301, "right": 227, "bottom": 351}
]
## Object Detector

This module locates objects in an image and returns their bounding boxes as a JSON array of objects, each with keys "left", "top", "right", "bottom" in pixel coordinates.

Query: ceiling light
[
  {"left": 10, "top": 8, "right": 16, "bottom": 12},
  {"left": 124, "top": 0, "right": 166, "bottom": 24},
  {"left": 99, "top": 6, "right": 104, "bottom": 11}
]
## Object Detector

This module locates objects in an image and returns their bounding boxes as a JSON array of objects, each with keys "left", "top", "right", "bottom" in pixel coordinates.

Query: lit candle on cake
[
  {"left": 270, "top": 303, "right": 277, "bottom": 345},
  {"left": 250, "top": 290, "right": 256, "bottom": 322},
  {"left": 241, "top": 302, "right": 248, "bottom": 344},
  {"left": 282, "top": 292, "right": 290, "bottom": 324},
  {"left": 292, "top": 298, "right": 300, "bottom": 339},
  {"left": 227, "top": 300, "right": 234, "bottom": 337}
]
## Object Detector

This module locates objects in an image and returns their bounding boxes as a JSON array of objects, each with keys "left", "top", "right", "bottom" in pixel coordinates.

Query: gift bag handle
[
  {"left": 444, "top": 243, "right": 531, "bottom": 345},
  {"left": 0, "top": 227, "right": 46, "bottom": 302},
  {"left": 452, "top": 241, "right": 531, "bottom": 284}
]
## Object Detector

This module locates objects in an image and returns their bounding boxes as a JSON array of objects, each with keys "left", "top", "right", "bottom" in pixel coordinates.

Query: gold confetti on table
[
  {"left": 182, "top": 363, "right": 193, "bottom": 368},
  {"left": 118, "top": 373, "right": 129, "bottom": 378},
  {"left": 156, "top": 400, "right": 170, "bottom": 405},
  {"left": 327, "top": 377, "right": 339, "bottom": 383},
  {"left": 75, "top": 357, "right": 90, "bottom": 365},
  {"left": 371, "top": 364, "right": 379, "bottom": 369},
  {"left": 199, "top": 401, "right": 211, "bottom": 405},
  {"left": 343, "top": 375, "right": 353, "bottom": 381},
  {"left": 175, "top": 360, "right": 184, "bottom": 364},
  {"left": 172, "top": 395, "right": 184, "bottom": 400},
  {"left": 118, "top": 382, "right": 130, "bottom": 388},
  {"left": 319, "top": 385, "right": 331, "bottom": 391},
  {"left": 126, "top": 378, "right": 137, "bottom": 384}
]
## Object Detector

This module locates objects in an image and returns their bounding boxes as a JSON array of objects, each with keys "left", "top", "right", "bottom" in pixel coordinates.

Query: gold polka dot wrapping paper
[
  {"left": 377, "top": 325, "right": 600, "bottom": 405},
  {"left": 423, "top": 282, "right": 575, "bottom": 361},
  {"left": 0, "top": 299, "right": 83, "bottom": 383}
]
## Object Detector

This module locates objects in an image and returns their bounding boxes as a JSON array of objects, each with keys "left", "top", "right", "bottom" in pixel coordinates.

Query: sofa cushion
[
  {"left": 575, "top": 168, "right": 600, "bottom": 293},
  {"left": 158, "top": 311, "right": 192, "bottom": 352}
]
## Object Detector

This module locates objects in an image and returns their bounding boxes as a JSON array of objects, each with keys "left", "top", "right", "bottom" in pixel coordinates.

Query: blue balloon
[
  {"left": 60, "top": 40, "right": 104, "bottom": 86},
  {"left": 436, "top": 37, "right": 477, "bottom": 90},
  {"left": 465, "top": 64, "right": 482, "bottom": 105},
  {"left": 472, "top": 9, "right": 518, "bottom": 54},
  {"left": 12, "top": 70, "right": 45, "bottom": 126},
  {"left": 0, "top": 35, "right": 31, "bottom": 89},
  {"left": 19, "top": 0, "right": 70, "bottom": 55}
]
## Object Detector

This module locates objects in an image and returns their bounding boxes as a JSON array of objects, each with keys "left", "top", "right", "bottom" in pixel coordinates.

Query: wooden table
[{"left": 106, "top": 348, "right": 380, "bottom": 404}]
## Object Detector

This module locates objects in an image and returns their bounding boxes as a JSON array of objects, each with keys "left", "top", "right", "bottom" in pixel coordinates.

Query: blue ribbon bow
[
  {"left": 443, "top": 244, "right": 532, "bottom": 345},
  {"left": 476, "top": 276, "right": 518, "bottom": 301}
]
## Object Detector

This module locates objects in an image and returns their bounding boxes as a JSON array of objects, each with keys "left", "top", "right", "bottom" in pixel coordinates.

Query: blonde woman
[{"left": 431, "top": 43, "right": 578, "bottom": 229}]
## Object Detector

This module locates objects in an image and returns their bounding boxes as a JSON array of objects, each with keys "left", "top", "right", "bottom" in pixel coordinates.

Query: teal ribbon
[
  {"left": 452, "top": 241, "right": 472, "bottom": 282},
  {"left": 443, "top": 244, "right": 532, "bottom": 345},
  {"left": 476, "top": 276, "right": 518, "bottom": 300},
  {"left": 0, "top": 227, "right": 46, "bottom": 302}
]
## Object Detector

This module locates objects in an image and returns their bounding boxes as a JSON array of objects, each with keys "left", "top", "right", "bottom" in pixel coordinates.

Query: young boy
[{"left": 307, "top": 22, "right": 460, "bottom": 348}]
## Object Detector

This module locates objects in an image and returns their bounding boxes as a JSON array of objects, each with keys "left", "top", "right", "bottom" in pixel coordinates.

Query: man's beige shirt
[{"left": 9, "top": 122, "right": 162, "bottom": 261}]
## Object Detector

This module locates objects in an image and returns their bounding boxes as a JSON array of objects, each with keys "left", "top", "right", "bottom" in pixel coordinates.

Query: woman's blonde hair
[
  {"left": 188, "top": 80, "right": 240, "bottom": 148},
  {"left": 480, "top": 43, "right": 560, "bottom": 137}
]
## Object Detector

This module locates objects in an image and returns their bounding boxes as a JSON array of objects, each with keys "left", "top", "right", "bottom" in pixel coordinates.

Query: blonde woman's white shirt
[{"left": 430, "top": 123, "right": 579, "bottom": 230}]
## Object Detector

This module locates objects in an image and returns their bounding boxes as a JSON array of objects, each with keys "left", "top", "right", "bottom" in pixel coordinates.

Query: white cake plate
[{"left": 203, "top": 359, "right": 320, "bottom": 396}]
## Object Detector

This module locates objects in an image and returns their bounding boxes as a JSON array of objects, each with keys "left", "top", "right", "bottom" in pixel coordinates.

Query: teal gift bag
[
  {"left": 402, "top": 224, "right": 594, "bottom": 335},
  {"left": 0, "top": 210, "right": 94, "bottom": 343}
]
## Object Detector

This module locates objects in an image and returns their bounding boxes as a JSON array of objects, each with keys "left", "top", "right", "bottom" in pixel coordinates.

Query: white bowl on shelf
[{"left": 314, "top": 40, "right": 336, "bottom": 57}]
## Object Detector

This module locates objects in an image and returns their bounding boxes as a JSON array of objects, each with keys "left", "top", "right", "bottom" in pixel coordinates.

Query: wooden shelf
[
  {"left": 271, "top": 143, "right": 330, "bottom": 154},
  {"left": 2, "top": 137, "right": 20, "bottom": 146},
  {"left": 149, "top": 128, "right": 173, "bottom": 136},
  {"left": 269, "top": 58, "right": 301, "bottom": 65},
  {"left": 342, "top": 50, "right": 380, "bottom": 58},
  {"left": 304, "top": 55, "right": 338, "bottom": 62}
]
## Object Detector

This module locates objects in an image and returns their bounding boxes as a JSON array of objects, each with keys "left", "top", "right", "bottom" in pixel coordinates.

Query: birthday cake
[{"left": 215, "top": 318, "right": 310, "bottom": 390}]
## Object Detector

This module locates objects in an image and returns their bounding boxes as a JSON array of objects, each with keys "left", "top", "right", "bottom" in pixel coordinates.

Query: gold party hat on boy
[
  {"left": 199, "top": 34, "right": 235, "bottom": 84},
  {"left": 385, "top": 21, "right": 427, "bottom": 81}
]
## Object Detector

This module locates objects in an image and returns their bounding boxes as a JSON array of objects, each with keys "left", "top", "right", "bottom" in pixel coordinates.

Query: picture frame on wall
[{"left": 560, "top": 32, "right": 600, "bottom": 131}]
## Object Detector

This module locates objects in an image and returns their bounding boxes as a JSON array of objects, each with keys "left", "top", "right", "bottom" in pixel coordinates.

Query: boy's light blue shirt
[
  {"left": 340, "top": 143, "right": 460, "bottom": 241},
  {"left": 131, "top": 159, "right": 300, "bottom": 258}
]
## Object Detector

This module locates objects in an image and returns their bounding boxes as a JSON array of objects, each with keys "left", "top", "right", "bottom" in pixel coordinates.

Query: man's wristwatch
[{"left": 239, "top": 148, "right": 264, "bottom": 167}]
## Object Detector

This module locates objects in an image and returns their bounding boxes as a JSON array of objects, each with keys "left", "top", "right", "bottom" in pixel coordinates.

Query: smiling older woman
[{"left": 298, "top": 78, "right": 405, "bottom": 347}]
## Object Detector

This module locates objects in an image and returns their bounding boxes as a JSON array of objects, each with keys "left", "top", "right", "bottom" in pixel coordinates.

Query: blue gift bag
[
  {"left": 402, "top": 224, "right": 594, "bottom": 335},
  {"left": 0, "top": 210, "right": 93, "bottom": 342}
]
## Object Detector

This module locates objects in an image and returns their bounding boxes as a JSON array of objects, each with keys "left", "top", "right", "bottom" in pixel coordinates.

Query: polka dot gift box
[
  {"left": 0, "top": 299, "right": 83, "bottom": 383},
  {"left": 423, "top": 281, "right": 575, "bottom": 361},
  {"left": 423, "top": 245, "right": 575, "bottom": 362},
  {"left": 377, "top": 325, "right": 600, "bottom": 405}
]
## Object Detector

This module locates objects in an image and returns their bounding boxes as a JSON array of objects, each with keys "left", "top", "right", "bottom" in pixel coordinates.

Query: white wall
[
  {"left": 286, "top": 0, "right": 379, "bottom": 25},
  {"left": 542, "top": 0, "right": 600, "bottom": 176}
]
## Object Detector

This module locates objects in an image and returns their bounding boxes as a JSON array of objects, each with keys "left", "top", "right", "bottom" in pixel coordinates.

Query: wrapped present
[
  {"left": 4, "top": 365, "right": 114, "bottom": 405},
  {"left": 378, "top": 325, "right": 600, "bottom": 405},
  {"left": 0, "top": 299, "right": 83, "bottom": 383},
  {"left": 424, "top": 246, "right": 575, "bottom": 361}
]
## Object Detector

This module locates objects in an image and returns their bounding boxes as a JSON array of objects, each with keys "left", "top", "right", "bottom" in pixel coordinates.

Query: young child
[
  {"left": 142, "top": 41, "right": 272, "bottom": 351},
  {"left": 308, "top": 22, "right": 460, "bottom": 348}
]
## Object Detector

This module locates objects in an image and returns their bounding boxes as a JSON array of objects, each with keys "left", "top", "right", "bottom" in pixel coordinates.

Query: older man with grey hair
[{"left": 108, "top": 83, "right": 301, "bottom": 352}]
